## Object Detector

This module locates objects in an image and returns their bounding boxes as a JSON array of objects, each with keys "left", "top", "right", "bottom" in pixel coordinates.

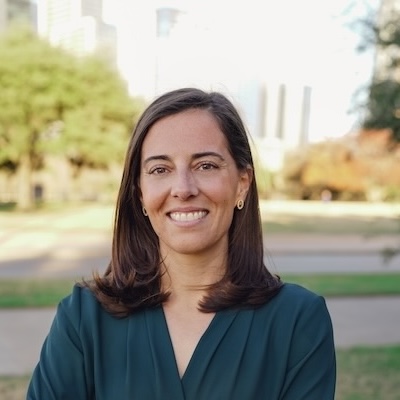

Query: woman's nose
[{"left": 170, "top": 170, "right": 199, "bottom": 200}]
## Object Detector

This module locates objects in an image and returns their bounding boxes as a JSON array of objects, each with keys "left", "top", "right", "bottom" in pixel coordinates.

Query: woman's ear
[
  {"left": 238, "top": 165, "right": 253, "bottom": 200},
  {"left": 137, "top": 184, "right": 143, "bottom": 203}
]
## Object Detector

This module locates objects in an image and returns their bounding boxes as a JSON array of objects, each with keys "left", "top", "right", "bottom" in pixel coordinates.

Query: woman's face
[{"left": 139, "top": 108, "right": 251, "bottom": 259}]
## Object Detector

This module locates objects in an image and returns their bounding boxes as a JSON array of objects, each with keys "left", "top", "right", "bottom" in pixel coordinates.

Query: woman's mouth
[{"left": 169, "top": 211, "right": 208, "bottom": 222}]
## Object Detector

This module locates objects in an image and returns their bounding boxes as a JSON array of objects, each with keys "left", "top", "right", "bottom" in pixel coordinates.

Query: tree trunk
[{"left": 17, "top": 153, "right": 33, "bottom": 210}]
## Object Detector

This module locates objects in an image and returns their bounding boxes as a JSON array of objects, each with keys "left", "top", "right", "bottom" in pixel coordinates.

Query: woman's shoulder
[
  {"left": 60, "top": 283, "right": 98, "bottom": 307},
  {"left": 250, "top": 283, "right": 332, "bottom": 333},
  {"left": 278, "top": 282, "right": 322, "bottom": 302},
  {"left": 57, "top": 283, "right": 108, "bottom": 323},
  {"left": 258, "top": 282, "right": 327, "bottom": 315}
]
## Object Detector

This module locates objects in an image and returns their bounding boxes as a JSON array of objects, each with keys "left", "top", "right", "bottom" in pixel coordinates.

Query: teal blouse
[{"left": 27, "top": 283, "right": 336, "bottom": 399}]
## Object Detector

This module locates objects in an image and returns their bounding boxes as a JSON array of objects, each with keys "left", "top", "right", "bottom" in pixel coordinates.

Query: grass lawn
[
  {"left": 0, "top": 279, "right": 78, "bottom": 308},
  {"left": 336, "top": 345, "right": 400, "bottom": 400},
  {"left": 0, "top": 273, "right": 400, "bottom": 308},
  {"left": 0, "top": 375, "right": 30, "bottom": 400},
  {"left": 281, "top": 273, "right": 400, "bottom": 297},
  {"left": 2, "top": 346, "right": 399, "bottom": 400}
]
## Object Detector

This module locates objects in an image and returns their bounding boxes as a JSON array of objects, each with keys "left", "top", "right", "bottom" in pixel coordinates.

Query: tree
[
  {"left": 355, "top": 5, "right": 400, "bottom": 142},
  {"left": 352, "top": 2, "right": 400, "bottom": 261},
  {"left": 362, "top": 79, "right": 400, "bottom": 141},
  {"left": 0, "top": 25, "right": 143, "bottom": 209}
]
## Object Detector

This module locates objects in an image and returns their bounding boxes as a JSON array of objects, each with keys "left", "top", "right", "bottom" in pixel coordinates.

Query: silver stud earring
[
  {"left": 142, "top": 207, "right": 148, "bottom": 216},
  {"left": 237, "top": 199, "right": 244, "bottom": 210}
]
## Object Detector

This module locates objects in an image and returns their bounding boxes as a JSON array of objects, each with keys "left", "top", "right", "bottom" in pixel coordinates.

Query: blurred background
[
  {"left": 0, "top": 0, "right": 399, "bottom": 207},
  {"left": 0, "top": 1, "right": 400, "bottom": 399}
]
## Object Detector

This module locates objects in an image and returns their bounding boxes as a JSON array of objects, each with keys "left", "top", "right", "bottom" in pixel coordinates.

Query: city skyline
[
  {"left": 1, "top": 0, "right": 382, "bottom": 143},
  {"left": 103, "top": 0, "right": 380, "bottom": 143}
]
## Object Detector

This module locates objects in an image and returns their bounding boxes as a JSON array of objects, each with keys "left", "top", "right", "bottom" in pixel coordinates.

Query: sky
[{"left": 103, "top": 0, "right": 381, "bottom": 142}]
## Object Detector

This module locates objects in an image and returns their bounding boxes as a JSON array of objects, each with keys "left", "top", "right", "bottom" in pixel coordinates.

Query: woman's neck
[{"left": 160, "top": 251, "right": 226, "bottom": 303}]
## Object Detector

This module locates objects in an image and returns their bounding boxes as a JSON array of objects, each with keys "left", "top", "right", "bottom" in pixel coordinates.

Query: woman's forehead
[{"left": 142, "top": 109, "right": 229, "bottom": 155}]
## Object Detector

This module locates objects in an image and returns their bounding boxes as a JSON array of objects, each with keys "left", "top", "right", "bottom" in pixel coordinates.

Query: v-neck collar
[
  {"left": 181, "top": 308, "right": 238, "bottom": 385},
  {"left": 144, "top": 306, "right": 239, "bottom": 397}
]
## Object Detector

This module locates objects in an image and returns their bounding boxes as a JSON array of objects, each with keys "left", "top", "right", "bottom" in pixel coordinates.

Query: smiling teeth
[{"left": 170, "top": 211, "right": 207, "bottom": 222}]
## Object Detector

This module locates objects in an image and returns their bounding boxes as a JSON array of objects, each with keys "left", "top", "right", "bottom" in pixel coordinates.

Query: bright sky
[{"left": 103, "top": 0, "right": 380, "bottom": 142}]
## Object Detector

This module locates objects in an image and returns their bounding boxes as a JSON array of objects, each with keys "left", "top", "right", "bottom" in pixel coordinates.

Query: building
[
  {"left": 37, "top": 0, "right": 117, "bottom": 64},
  {"left": 0, "top": 0, "right": 37, "bottom": 32},
  {"left": 234, "top": 80, "right": 311, "bottom": 171},
  {"left": 151, "top": 1, "right": 311, "bottom": 171}
]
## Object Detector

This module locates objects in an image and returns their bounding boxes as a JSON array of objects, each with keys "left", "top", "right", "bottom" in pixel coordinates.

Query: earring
[
  {"left": 142, "top": 207, "right": 148, "bottom": 216},
  {"left": 236, "top": 199, "right": 244, "bottom": 210}
]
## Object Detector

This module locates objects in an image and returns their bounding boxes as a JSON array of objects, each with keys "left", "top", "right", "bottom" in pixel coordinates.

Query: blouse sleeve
[
  {"left": 26, "top": 286, "right": 94, "bottom": 400},
  {"left": 280, "top": 295, "right": 336, "bottom": 399}
]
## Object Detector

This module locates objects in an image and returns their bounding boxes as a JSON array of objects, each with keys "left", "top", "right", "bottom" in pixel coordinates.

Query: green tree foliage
[
  {"left": 363, "top": 79, "right": 400, "bottom": 141},
  {"left": 354, "top": 5, "right": 400, "bottom": 258},
  {"left": 0, "top": 25, "right": 143, "bottom": 209},
  {"left": 357, "top": 13, "right": 400, "bottom": 142}
]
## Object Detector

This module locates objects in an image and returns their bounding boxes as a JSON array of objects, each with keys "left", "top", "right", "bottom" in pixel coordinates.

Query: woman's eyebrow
[
  {"left": 142, "top": 155, "right": 170, "bottom": 165},
  {"left": 192, "top": 151, "right": 225, "bottom": 161},
  {"left": 143, "top": 152, "right": 225, "bottom": 165}
]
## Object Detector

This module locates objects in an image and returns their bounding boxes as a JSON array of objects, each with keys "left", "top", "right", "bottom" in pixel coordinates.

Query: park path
[
  {"left": 0, "top": 201, "right": 399, "bottom": 278},
  {"left": 0, "top": 201, "right": 399, "bottom": 376}
]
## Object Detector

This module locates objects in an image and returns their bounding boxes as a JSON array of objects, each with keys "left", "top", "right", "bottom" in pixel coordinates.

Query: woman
[{"left": 27, "top": 88, "right": 336, "bottom": 399}]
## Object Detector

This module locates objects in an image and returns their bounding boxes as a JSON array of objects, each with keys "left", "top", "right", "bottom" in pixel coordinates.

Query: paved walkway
[
  {"left": 0, "top": 202, "right": 399, "bottom": 278},
  {"left": 1, "top": 233, "right": 399, "bottom": 278}
]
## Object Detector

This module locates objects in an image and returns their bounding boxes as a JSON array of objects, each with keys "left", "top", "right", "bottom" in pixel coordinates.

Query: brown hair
[{"left": 84, "top": 88, "right": 282, "bottom": 317}]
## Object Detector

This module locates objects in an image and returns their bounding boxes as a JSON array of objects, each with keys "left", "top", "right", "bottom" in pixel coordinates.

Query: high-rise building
[
  {"left": 0, "top": 0, "right": 37, "bottom": 32},
  {"left": 154, "top": 5, "right": 185, "bottom": 93},
  {"left": 235, "top": 80, "right": 311, "bottom": 171},
  {"left": 37, "top": 0, "right": 117, "bottom": 64},
  {"left": 150, "top": 1, "right": 311, "bottom": 172}
]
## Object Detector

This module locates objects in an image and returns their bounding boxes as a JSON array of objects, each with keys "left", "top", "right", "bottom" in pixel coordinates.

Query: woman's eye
[
  {"left": 198, "top": 162, "right": 217, "bottom": 171},
  {"left": 149, "top": 167, "right": 167, "bottom": 175}
]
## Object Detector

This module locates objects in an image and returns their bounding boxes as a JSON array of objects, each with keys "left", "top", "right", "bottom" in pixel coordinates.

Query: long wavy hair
[{"left": 84, "top": 88, "right": 282, "bottom": 317}]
